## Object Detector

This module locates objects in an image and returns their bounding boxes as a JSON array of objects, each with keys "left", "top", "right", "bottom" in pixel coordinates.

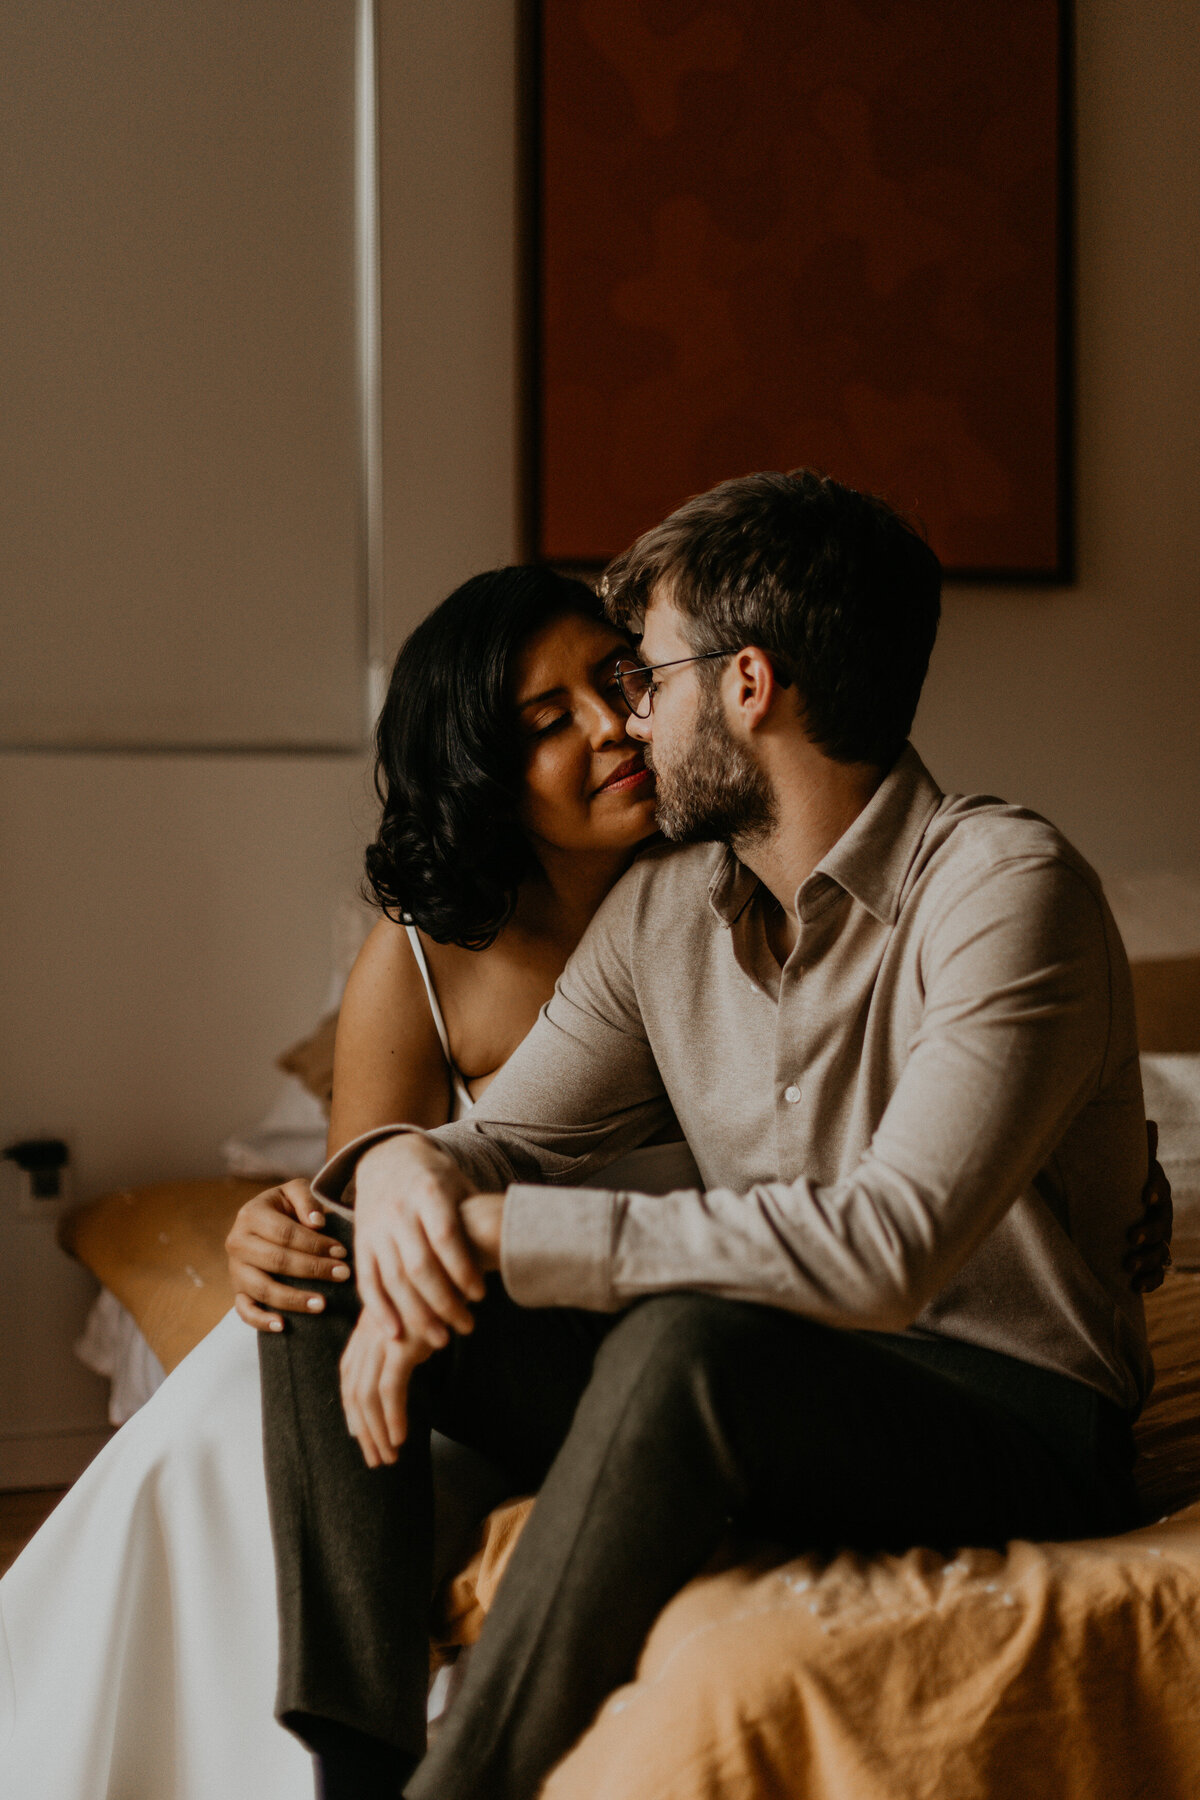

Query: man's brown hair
[{"left": 602, "top": 469, "right": 941, "bottom": 768}]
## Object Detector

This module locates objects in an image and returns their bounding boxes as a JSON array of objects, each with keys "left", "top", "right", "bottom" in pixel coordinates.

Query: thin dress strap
[{"left": 404, "top": 923, "right": 474, "bottom": 1115}]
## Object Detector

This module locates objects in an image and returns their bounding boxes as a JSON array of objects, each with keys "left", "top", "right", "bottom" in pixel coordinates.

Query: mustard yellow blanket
[{"left": 444, "top": 1274, "right": 1200, "bottom": 1800}]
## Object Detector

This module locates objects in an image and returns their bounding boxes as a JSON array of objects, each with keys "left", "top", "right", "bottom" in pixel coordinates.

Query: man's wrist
[
  {"left": 459, "top": 1193, "right": 505, "bottom": 1272},
  {"left": 312, "top": 1123, "right": 440, "bottom": 1210},
  {"left": 358, "top": 1130, "right": 453, "bottom": 1183}
]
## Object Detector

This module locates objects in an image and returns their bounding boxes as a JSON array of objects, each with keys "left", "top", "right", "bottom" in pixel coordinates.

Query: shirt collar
[
  {"left": 706, "top": 743, "right": 945, "bottom": 929},
  {"left": 707, "top": 846, "right": 759, "bottom": 925},
  {"left": 813, "top": 743, "right": 944, "bottom": 924}
]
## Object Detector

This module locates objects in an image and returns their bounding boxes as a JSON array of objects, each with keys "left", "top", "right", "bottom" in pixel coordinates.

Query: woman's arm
[
  {"left": 1125, "top": 1121, "right": 1173, "bottom": 1292},
  {"left": 327, "top": 916, "right": 454, "bottom": 1153},
  {"left": 227, "top": 918, "right": 455, "bottom": 1329}
]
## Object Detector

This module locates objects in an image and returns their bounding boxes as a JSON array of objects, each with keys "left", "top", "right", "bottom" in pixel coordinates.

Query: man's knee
[{"left": 590, "top": 1291, "right": 777, "bottom": 1405}]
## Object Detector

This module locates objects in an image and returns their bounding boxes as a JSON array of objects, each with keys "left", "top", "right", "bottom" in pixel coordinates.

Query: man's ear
[{"left": 729, "top": 646, "right": 784, "bottom": 731}]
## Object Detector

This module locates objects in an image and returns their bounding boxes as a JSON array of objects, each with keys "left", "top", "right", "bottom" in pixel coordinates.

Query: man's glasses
[{"left": 613, "top": 650, "right": 738, "bottom": 718}]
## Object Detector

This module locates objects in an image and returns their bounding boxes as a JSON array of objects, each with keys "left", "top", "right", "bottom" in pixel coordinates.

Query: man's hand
[
  {"left": 226, "top": 1179, "right": 351, "bottom": 1331},
  {"left": 460, "top": 1193, "right": 505, "bottom": 1272},
  {"left": 1125, "top": 1120, "right": 1173, "bottom": 1294},
  {"left": 339, "top": 1309, "right": 434, "bottom": 1466},
  {"left": 353, "top": 1133, "right": 487, "bottom": 1346}
]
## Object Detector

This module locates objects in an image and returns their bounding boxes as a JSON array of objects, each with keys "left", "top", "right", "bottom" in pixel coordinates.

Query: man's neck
[{"left": 732, "top": 746, "right": 885, "bottom": 963}]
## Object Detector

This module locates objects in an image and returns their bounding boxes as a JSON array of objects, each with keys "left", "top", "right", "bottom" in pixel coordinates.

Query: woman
[
  {"left": 0, "top": 566, "right": 700, "bottom": 1800},
  {"left": 0, "top": 566, "right": 1170, "bottom": 1800},
  {"left": 228, "top": 562, "right": 683, "bottom": 1337}
]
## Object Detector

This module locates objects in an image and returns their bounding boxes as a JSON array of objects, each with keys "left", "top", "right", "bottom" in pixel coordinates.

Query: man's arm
[
  {"left": 312, "top": 867, "right": 676, "bottom": 1339},
  {"left": 312, "top": 865, "right": 673, "bottom": 1207},
  {"left": 496, "top": 855, "right": 1141, "bottom": 1329}
]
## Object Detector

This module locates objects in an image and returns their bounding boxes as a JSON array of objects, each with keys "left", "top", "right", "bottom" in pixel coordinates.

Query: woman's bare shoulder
[
  {"left": 328, "top": 916, "right": 452, "bottom": 1147},
  {"left": 347, "top": 913, "right": 426, "bottom": 987}
]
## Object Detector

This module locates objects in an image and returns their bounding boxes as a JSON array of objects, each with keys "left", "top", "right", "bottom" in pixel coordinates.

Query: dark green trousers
[{"left": 259, "top": 1223, "right": 1137, "bottom": 1800}]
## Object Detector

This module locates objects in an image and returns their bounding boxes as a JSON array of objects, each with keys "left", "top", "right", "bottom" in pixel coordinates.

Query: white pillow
[{"left": 220, "top": 1075, "right": 329, "bottom": 1180}]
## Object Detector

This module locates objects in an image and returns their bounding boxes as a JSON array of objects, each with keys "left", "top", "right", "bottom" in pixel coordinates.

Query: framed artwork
[{"left": 532, "top": 0, "right": 1071, "bottom": 579}]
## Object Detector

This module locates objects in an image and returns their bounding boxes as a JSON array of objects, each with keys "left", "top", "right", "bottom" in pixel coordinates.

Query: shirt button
[{"left": 784, "top": 1084, "right": 801, "bottom": 1104}]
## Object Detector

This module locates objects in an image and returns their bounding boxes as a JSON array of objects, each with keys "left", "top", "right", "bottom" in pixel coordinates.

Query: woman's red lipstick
[{"left": 595, "top": 756, "right": 654, "bottom": 795}]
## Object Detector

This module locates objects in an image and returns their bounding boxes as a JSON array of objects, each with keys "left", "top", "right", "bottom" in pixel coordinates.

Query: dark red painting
[{"left": 536, "top": 0, "right": 1068, "bottom": 577}]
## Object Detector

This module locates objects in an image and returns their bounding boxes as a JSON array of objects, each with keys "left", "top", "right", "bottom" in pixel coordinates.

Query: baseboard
[{"left": 0, "top": 1426, "right": 113, "bottom": 1490}]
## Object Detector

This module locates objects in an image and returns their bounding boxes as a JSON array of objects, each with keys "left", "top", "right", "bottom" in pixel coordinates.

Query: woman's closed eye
[{"left": 528, "top": 711, "right": 568, "bottom": 739}]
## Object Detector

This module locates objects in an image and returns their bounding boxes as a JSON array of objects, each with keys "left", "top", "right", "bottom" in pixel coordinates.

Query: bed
[{"left": 59, "top": 954, "right": 1200, "bottom": 1798}]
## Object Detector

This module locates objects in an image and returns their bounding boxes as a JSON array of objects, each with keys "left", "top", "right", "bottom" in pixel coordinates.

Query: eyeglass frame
[{"left": 613, "top": 648, "right": 740, "bottom": 718}]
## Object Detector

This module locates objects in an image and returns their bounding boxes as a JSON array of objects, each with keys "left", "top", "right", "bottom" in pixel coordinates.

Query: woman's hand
[
  {"left": 353, "top": 1134, "right": 486, "bottom": 1347},
  {"left": 226, "top": 1178, "right": 352, "bottom": 1331},
  {"left": 339, "top": 1309, "right": 435, "bottom": 1465},
  {"left": 1124, "top": 1121, "right": 1173, "bottom": 1294}
]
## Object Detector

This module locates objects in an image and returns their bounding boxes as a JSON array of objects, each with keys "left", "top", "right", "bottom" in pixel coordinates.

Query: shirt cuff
[
  {"left": 310, "top": 1124, "right": 435, "bottom": 1221},
  {"left": 500, "top": 1184, "right": 619, "bottom": 1311}
]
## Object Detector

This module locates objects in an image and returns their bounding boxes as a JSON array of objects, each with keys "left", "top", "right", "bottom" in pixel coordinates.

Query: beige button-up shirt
[{"left": 316, "top": 747, "right": 1152, "bottom": 1412}]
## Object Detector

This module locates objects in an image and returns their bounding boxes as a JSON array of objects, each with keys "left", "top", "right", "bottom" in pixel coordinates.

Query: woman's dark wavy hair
[{"left": 364, "top": 565, "right": 605, "bottom": 949}]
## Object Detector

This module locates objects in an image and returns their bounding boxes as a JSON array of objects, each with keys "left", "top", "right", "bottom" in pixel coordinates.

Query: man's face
[{"left": 627, "top": 593, "right": 775, "bottom": 845}]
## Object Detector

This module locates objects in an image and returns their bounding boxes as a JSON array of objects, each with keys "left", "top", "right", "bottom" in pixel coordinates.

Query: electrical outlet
[{"left": 3, "top": 1139, "right": 72, "bottom": 1218}]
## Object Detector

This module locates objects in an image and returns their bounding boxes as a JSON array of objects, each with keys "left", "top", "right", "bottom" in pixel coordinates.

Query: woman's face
[{"left": 513, "top": 610, "right": 658, "bottom": 855}]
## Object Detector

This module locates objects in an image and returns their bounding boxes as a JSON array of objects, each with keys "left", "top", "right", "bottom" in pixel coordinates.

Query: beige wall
[
  {"left": 913, "top": 0, "right": 1200, "bottom": 885},
  {"left": 0, "top": 756, "right": 370, "bottom": 1196},
  {"left": 376, "top": 0, "right": 522, "bottom": 644}
]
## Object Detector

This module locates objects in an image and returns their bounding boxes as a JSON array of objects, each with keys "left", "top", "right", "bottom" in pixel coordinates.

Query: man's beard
[{"left": 648, "top": 678, "right": 776, "bottom": 846}]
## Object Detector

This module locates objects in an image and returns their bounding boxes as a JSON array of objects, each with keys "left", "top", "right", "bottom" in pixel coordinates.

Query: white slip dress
[{"left": 0, "top": 927, "right": 700, "bottom": 1800}]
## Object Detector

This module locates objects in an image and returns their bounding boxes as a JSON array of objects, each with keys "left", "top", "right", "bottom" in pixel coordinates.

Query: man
[{"left": 263, "top": 471, "right": 1154, "bottom": 1800}]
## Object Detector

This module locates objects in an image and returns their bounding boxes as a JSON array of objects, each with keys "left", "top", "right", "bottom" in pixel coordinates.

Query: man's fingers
[
  {"left": 340, "top": 1337, "right": 385, "bottom": 1466},
  {"left": 381, "top": 1357, "right": 410, "bottom": 1448},
  {"left": 393, "top": 1219, "right": 474, "bottom": 1336},
  {"left": 422, "top": 1207, "right": 487, "bottom": 1304},
  {"left": 341, "top": 1390, "right": 378, "bottom": 1467},
  {"left": 357, "top": 1248, "right": 406, "bottom": 1340},
  {"left": 348, "top": 1341, "right": 397, "bottom": 1466},
  {"left": 360, "top": 1378, "right": 397, "bottom": 1465},
  {"left": 339, "top": 1315, "right": 427, "bottom": 1465},
  {"left": 349, "top": 1142, "right": 485, "bottom": 1341},
  {"left": 377, "top": 1234, "right": 451, "bottom": 1348}
]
